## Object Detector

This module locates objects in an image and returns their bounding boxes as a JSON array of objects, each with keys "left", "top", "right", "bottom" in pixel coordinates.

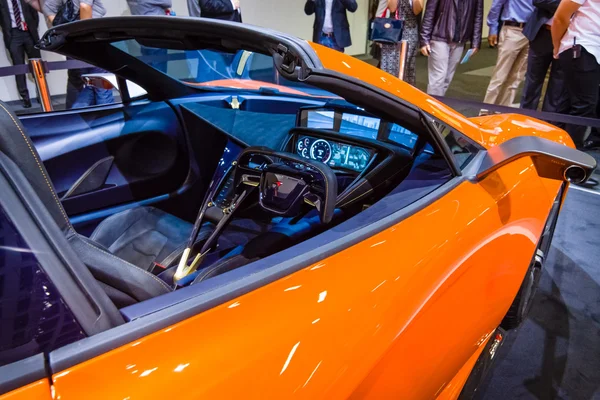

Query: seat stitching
[
  {"left": 79, "top": 237, "right": 173, "bottom": 293},
  {"left": 0, "top": 103, "right": 72, "bottom": 229},
  {"left": 337, "top": 178, "right": 371, "bottom": 206}
]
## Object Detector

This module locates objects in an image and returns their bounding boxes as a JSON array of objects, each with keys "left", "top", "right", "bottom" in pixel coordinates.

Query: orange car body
[{"left": 3, "top": 44, "right": 572, "bottom": 400}]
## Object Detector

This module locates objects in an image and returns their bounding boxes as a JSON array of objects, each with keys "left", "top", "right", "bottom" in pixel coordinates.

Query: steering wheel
[{"left": 173, "top": 146, "right": 337, "bottom": 283}]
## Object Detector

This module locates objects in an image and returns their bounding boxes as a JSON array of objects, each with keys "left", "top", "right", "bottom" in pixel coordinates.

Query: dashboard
[{"left": 295, "top": 135, "right": 374, "bottom": 172}]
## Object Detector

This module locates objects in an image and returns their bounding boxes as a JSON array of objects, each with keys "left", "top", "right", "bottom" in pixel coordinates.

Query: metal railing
[
  {"left": 29, "top": 59, "right": 53, "bottom": 111},
  {"left": 398, "top": 40, "right": 408, "bottom": 82},
  {"left": 0, "top": 58, "right": 94, "bottom": 112}
]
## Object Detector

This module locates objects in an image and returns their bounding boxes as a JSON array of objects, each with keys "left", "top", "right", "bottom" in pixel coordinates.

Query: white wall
[{"left": 0, "top": 0, "right": 369, "bottom": 102}]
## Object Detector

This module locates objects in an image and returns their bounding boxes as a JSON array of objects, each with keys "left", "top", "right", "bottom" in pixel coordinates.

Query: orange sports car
[{"left": 0, "top": 17, "right": 596, "bottom": 400}]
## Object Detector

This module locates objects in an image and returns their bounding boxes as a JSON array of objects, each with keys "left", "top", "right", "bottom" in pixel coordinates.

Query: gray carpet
[{"left": 475, "top": 188, "right": 600, "bottom": 400}]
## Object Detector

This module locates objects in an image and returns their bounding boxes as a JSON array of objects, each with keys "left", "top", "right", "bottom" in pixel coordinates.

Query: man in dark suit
[
  {"left": 0, "top": 0, "right": 41, "bottom": 108},
  {"left": 520, "top": 0, "right": 568, "bottom": 113},
  {"left": 199, "top": 0, "right": 241, "bottom": 22},
  {"left": 304, "top": 0, "right": 358, "bottom": 52}
]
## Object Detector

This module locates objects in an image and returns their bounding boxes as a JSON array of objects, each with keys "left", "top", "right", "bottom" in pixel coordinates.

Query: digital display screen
[
  {"left": 301, "top": 109, "right": 419, "bottom": 150},
  {"left": 295, "top": 136, "right": 373, "bottom": 172}
]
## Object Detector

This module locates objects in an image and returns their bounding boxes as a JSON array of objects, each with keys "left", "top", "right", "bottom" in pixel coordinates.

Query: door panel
[{"left": 19, "top": 102, "right": 189, "bottom": 218}]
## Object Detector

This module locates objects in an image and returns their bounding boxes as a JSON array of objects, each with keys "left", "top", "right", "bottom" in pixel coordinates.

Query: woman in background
[{"left": 379, "top": 0, "right": 422, "bottom": 85}]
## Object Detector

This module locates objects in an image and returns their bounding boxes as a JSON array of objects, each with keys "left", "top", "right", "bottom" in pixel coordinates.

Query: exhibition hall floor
[{"left": 476, "top": 187, "right": 600, "bottom": 399}]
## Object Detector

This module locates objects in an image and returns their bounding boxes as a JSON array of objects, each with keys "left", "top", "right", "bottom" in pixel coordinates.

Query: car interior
[{"left": 1, "top": 39, "right": 461, "bottom": 327}]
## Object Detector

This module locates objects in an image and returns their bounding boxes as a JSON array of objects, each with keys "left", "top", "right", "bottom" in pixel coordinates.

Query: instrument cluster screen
[{"left": 295, "top": 136, "right": 373, "bottom": 172}]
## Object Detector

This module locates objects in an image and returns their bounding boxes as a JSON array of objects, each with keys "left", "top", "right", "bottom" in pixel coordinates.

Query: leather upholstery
[
  {"left": 67, "top": 232, "right": 173, "bottom": 307},
  {"left": 0, "top": 102, "right": 73, "bottom": 233},
  {"left": 0, "top": 100, "right": 265, "bottom": 307},
  {"left": 0, "top": 101, "right": 177, "bottom": 306},
  {"left": 90, "top": 207, "right": 194, "bottom": 271},
  {"left": 90, "top": 207, "right": 271, "bottom": 271}
]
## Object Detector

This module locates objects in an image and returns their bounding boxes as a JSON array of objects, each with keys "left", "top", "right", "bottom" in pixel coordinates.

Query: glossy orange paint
[
  {"left": 309, "top": 43, "right": 574, "bottom": 151},
  {"left": 470, "top": 113, "right": 575, "bottom": 148},
  {"left": 434, "top": 332, "right": 493, "bottom": 400},
  {"left": 0, "top": 380, "right": 50, "bottom": 400},
  {"left": 51, "top": 158, "right": 561, "bottom": 399},
  {"left": 309, "top": 43, "right": 486, "bottom": 145},
  {"left": 49, "top": 44, "right": 566, "bottom": 399}
]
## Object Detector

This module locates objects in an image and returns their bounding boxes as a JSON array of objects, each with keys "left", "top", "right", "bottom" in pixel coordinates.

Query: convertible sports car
[{"left": 0, "top": 17, "right": 596, "bottom": 400}]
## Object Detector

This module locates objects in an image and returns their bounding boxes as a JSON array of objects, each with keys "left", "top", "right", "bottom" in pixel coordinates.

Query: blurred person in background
[
  {"left": 379, "top": 0, "right": 422, "bottom": 84},
  {"left": 127, "top": 0, "right": 172, "bottom": 72},
  {"left": 484, "top": 0, "right": 534, "bottom": 106},
  {"left": 127, "top": 0, "right": 171, "bottom": 17},
  {"left": 419, "top": 0, "right": 483, "bottom": 96},
  {"left": 44, "top": 0, "right": 112, "bottom": 108},
  {"left": 0, "top": 0, "right": 41, "bottom": 108},
  {"left": 199, "top": 0, "right": 241, "bottom": 21},
  {"left": 304, "top": 0, "right": 358, "bottom": 52},
  {"left": 552, "top": 0, "right": 600, "bottom": 149},
  {"left": 187, "top": 0, "right": 200, "bottom": 17},
  {"left": 367, "top": 0, "right": 386, "bottom": 66},
  {"left": 520, "top": 0, "right": 568, "bottom": 114}
]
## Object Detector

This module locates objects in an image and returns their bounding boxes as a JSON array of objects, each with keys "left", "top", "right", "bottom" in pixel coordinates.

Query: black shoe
[{"left": 22, "top": 99, "right": 32, "bottom": 108}]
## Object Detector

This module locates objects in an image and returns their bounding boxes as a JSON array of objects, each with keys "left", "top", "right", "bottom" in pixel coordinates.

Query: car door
[
  {"left": 39, "top": 117, "right": 561, "bottom": 400},
  {"left": 19, "top": 99, "right": 190, "bottom": 232}
]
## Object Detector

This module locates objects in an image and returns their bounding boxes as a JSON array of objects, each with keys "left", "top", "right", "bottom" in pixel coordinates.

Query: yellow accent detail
[{"left": 174, "top": 247, "right": 191, "bottom": 282}]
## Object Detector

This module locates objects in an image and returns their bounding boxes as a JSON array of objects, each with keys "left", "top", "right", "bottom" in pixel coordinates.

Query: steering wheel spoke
[{"left": 174, "top": 146, "right": 336, "bottom": 284}]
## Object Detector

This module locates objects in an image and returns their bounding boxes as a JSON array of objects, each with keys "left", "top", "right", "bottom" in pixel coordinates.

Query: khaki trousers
[
  {"left": 484, "top": 25, "right": 529, "bottom": 106},
  {"left": 427, "top": 41, "right": 465, "bottom": 96}
]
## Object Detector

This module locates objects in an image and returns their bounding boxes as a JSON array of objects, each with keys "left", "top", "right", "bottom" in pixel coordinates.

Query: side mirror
[
  {"left": 81, "top": 73, "right": 147, "bottom": 98},
  {"left": 476, "top": 136, "right": 597, "bottom": 184}
]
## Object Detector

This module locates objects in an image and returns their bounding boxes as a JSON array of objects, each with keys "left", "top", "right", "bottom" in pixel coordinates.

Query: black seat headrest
[{"left": 0, "top": 101, "right": 72, "bottom": 233}]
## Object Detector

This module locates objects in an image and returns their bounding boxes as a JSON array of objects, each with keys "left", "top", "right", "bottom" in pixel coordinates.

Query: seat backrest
[
  {"left": 0, "top": 102, "right": 72, "bottom": 233},
  {"left": 0, "top": 149, "right": 124, "bottom": 332},
  {"left": 0, "top": 101, "right": 171, "bottom": 308}
]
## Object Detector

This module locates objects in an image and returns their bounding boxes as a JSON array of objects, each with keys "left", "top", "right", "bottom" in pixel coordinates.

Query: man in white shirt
[
  {"left": 552, "top": 0, "right": 600, "bottom": 148},
  {"left": 304, "top": 0, "right": 358, "bottom": 52},
  {"left": 187, "top": 0, "right": 200, "bottom": 17}
]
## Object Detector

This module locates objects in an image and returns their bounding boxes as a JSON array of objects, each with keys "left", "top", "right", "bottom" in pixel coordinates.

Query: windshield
[{"left": 111, "top": 39, "right": 334, "bottom": 98}]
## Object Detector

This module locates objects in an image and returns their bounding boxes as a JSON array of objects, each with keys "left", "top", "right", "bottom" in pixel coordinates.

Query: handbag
[
  {"left": 52, "top": 0, "right": 80, "bottom": 26},
  {"left": 370, "top": 9, "right": 404, "bottom": 44}
]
